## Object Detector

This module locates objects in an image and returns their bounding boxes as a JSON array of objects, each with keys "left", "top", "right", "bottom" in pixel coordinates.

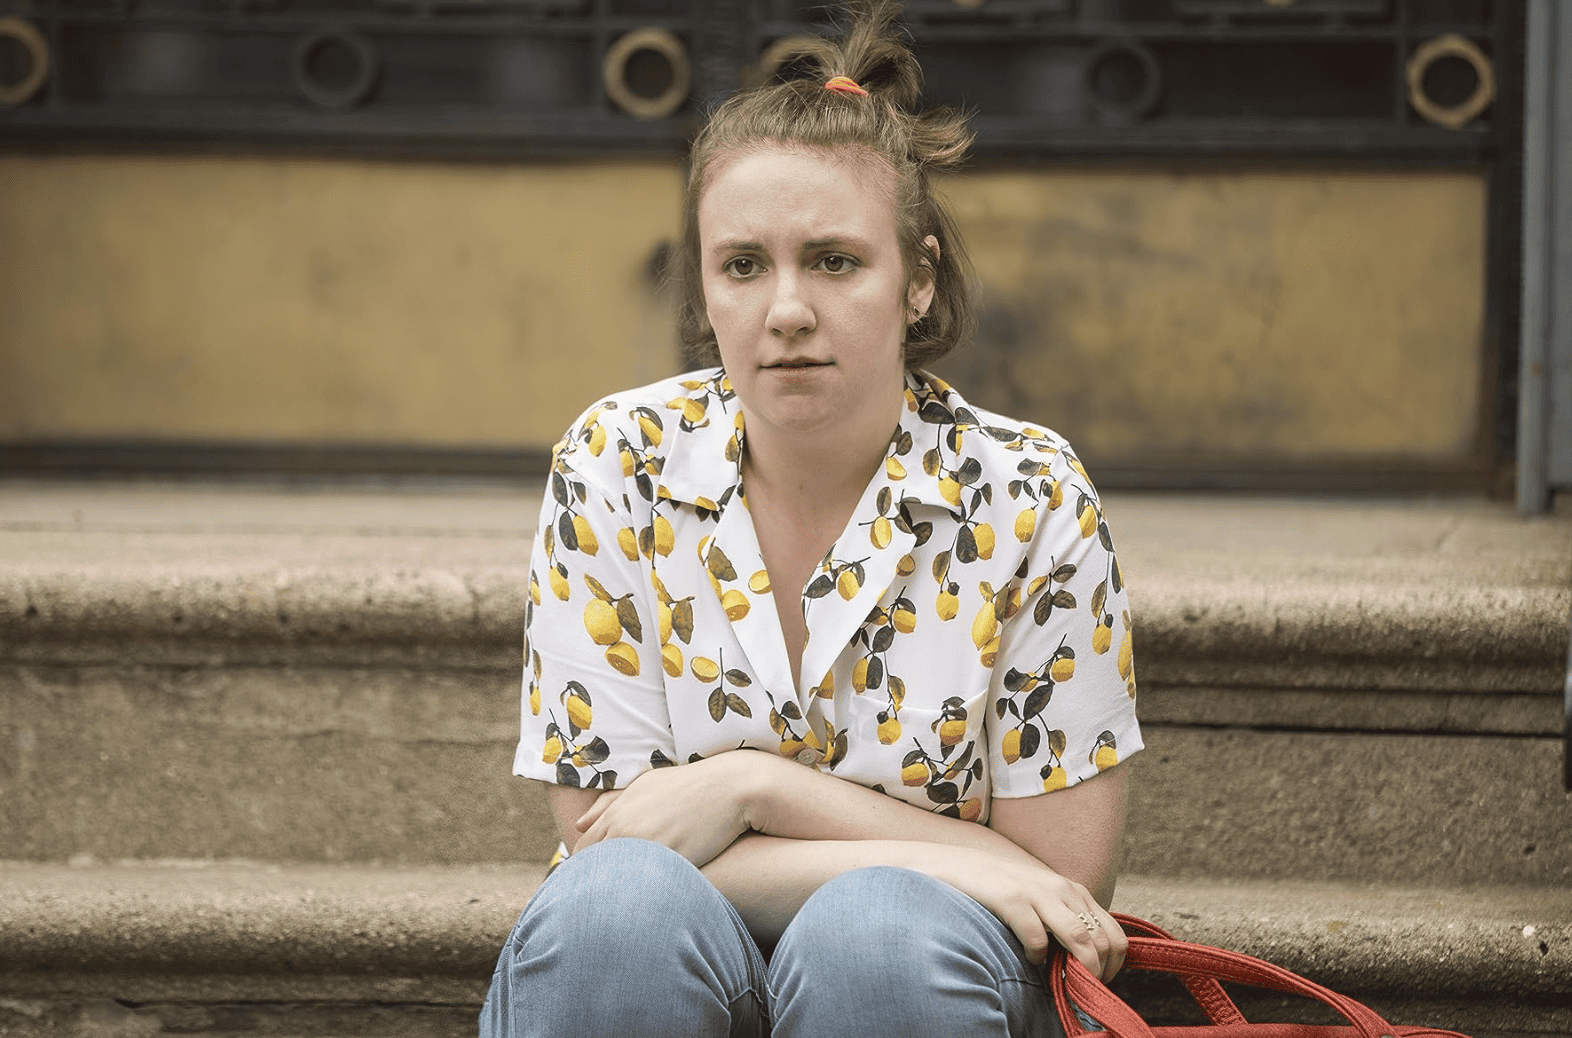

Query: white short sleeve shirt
[{"left": 515, "top": 368, "right": 1142, "bottom": 823}]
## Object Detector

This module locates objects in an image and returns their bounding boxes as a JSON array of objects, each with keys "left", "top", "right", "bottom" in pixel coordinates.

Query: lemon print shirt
[{"left": 515, "top": 368, "right": 1142, "bottom": 826}]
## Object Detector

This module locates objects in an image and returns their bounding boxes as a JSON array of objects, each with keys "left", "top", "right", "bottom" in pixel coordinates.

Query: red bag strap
[
  {"left": 1110, "top": 914, "right": 1247, "bottom": 1027},
  {"left": 1052, "top": 925, "right": 1403, "bottom": 1038}
]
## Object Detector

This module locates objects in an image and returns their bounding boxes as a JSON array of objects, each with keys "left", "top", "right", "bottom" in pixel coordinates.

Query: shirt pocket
[{"left": 837, "top": 688, "right": 991, "bottom": 822}]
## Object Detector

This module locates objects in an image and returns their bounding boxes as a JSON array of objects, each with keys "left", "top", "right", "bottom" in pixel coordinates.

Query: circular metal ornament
[
  {"left": 1083, "top": 38, "right": 1163, "bottom": 124},
  {"left": 0, "top": 18, "right": 50, "bottom": 107},
  {"left": 603, "top": 27, "right": 690, "bottom": 121},
  {"left": 1407, "top": 33, "right": 1494, "bottom": 130},
  {"left": 291, "top": 29, "right": 379, "bottom": 110}
]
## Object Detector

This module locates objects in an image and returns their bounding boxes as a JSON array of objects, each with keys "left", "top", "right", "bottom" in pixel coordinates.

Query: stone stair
[{"left": 1, "top": 480, "right": 1568, "bottom": 1037}]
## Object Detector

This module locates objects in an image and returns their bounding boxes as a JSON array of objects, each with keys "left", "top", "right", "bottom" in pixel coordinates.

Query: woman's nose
[{"left": 767, "top": 272, "right": 815, "bottom": 338}]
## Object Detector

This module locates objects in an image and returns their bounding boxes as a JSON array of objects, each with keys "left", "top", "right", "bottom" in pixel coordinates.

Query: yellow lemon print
[
  {"left": 1014, "top": 508, "right": 1036, "bottom": 543},
  {"left": 973, "top": 522, "right": 995, "bottom": 560},
  {"left": 566, "top": 691, "right": 592, "bottom": 731},
  {"left": 661, "top": 642, "right": 683, "bottom": 678},
  {"left": 1042, "top": 766, "right": 1068, "bottom": 792},
  {"left": 748, "top": 570, "right": 772, "bottom": 594},
  {"left": 837, "top": 569, "right": 861, "bottom": 600},
  {"left": 619, "top": 447, "right": 636, "bottom": 477},
  {"left": 970, "top": 602, "right": 998, "bottom": 651},
  {"left": 721, "top": 589, "right": 750, "bottom": 621},
  {"left": 542, "top": 735, "right": 562, "bottom": 764},
  {"left": 1092, "top": 621, "right": 1112, "bottom": 655},
  {"left": 617, "top": 527, "right": 639, "bottom": 561},
  {"left": 1001, "top": 727, "right": 1022, "bottom": 764},
  {"left": 852, "top": 657, "right": 870, "bottom": 693},
  {"left": 877, "top": 714, "right": 901, "bottom": 744},
  {"left": 529, "top": 572, "right": 542, "bottom": 606},
  {"left": 637, "top": 413, "right": 662, "bottom": 446},
  {"left": 529, "top": 684, "right": 541, "bottom": 716},
  {"left": 605, "top": 641, "right": 639, "bottom": 676},
  {"left": 871, "top": 515, "right": 893, "bottom": 550},
  {"left": 1077, "top": 500, "right": 1097, "bottom": 539},
  {"left": 572, "top": 516, "right": 599, "bottom": 555},
  {"left": 978, "top": 633, "right": 1001, "bottom": 668},
  {"left": 885, "top": 456, "right": 906, "bottom": 480},
  {"left": 938, "top": 717, "right": 967, "bottom": 746},
  {"left": 936, "top": 588, "right": 959, "bottom": 621},
  {"left": 896, "top": 553, "right": 917, "bottom": 577},
  {"left": 690, "top": 656, "right": 721, "bottom": 682},
  {"left": 658, "top": 601, "right": 673, "bottom": 644},
  {"left": 1118, "top": 631, "right": 1134, "bottom": 680},
  {"left": 584, "top": 598, "right": 622, "bottom": 646},
  {"left": 587, "top": 424, "right": 606, "bottom": 456},
  {"left": 1049, "top": 654, "right": 1075, "bottom": 684},
  {"left": 901, "top": 761, "right": 929, "bottom": 786},
  {"left": 939, "top": 477, "right": 962, "bottom": 508},
  {"left": 548, "top": 567, "right": 570, "bottom": 602},
  {"left": 1048, "top": 480, "right": 1063, "bottom": 510},
  {"left": 959, "top": 799, "right": 983, "bottom": 823},
  {"left": 892, "top": 605, "right": 917, "bottom": 634},
  {"left": 1091, "top": 732, "right": 1118, "bottom": 772},
  {"left": 780, "top": 738, "right": 806, "bottom": 759},
  {"left": 682, "top": 398, "right": 707, "bottom": 424},
  {"left": 653, "top": 515, "right": 675, "bottom": 557}
]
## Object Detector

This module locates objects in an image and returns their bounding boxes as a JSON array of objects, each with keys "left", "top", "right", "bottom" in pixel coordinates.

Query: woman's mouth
[{"left": 766, "top": 359, "right": 831, "bottom": 369}]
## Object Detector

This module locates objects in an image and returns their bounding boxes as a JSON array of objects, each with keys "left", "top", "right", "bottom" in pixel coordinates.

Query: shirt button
[{"left": 795, "top": 748, "right": 819, "bottom": 765}]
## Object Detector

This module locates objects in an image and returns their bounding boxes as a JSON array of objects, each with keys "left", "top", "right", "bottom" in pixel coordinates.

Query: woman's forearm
[
  {"left": 736, "top": 750, "right": 1042, "bottom": 867},
  {"left": 699, "top": 833, "right": 938, "bottom": 946}
]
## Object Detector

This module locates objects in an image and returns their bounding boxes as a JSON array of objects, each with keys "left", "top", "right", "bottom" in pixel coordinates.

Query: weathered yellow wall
[
  {"left": 934, "top": 169, "right": 1486, "bottom": 464},
  {"left": 0, "top": 154, "right": 685, "bottom": 448},
  {"left": 0, "top": 155, "right": 1485, "bottom": 467}
]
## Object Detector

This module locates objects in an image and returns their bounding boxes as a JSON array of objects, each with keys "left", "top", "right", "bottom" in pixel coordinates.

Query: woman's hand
[
  {"left": 572, "top": 753, "right": 755, "bottom": 868},
  {"left": 917, "top": 845, "right": 1126, "bottom": 983}
]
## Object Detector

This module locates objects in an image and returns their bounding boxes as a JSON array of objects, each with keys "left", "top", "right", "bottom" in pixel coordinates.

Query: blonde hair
[{"left": 677, "top": 0, "right": 977, "bottom": 370}]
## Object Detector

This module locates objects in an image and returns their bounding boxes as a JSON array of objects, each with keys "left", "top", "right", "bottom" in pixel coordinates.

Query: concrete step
[
  {"left": 1, "top": 481, "right": 1569, "bottom": 884},
  {"left": 0, "top": 863, "right": 1565, "bottom": 1037}
]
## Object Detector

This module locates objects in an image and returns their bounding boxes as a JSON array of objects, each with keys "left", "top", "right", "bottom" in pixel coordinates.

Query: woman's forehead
[{"left": 697, "top": 143, "right": 899, "bottom": 244}]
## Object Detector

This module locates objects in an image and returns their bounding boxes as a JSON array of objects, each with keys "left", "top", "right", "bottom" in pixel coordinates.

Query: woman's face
[{"left": 697, "top": 144, "right": 933, "bottom": 449}]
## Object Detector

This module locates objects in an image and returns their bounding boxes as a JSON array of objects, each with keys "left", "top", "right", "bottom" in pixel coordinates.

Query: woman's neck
[{"left": 740, "top": 407, "right": 897, "bottom": 525}]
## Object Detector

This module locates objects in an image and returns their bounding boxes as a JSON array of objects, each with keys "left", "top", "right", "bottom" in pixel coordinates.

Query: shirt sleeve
[
  {"left": 513, "top": 434, "right": 675, "bottom": 792},
  {"left": 986, "top": 445, "right": 1142, "bottom": 798}
]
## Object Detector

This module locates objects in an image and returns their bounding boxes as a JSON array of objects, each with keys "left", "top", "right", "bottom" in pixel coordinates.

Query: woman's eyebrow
[
  {"left": 712, "top": 239, "right": 764, "bottom": 253},
  {"left": 802, "top": 235, "right": 871, "bottom": 253}
]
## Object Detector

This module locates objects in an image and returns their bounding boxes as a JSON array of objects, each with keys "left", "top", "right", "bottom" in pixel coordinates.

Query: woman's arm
[
  {"left": 989, "top": 762, "right": 1128, "bottom": 908},
  {"left": 549, "top": 751, "right": 1129, "bottom": 980}
]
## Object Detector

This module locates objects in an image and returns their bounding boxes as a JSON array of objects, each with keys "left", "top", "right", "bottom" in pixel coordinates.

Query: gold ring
[
  {"left": 1407, "top": 34, "right": 1494, "bottom": 130},
  {"left": 0, "top": 18, "right": 49, "bottom": 107},
  {"left": 1077, "top": 911, "right": 1100, "bottom": 933}
]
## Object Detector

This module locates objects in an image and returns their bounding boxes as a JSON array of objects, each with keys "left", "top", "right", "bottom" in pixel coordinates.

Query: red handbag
[{"left": 1051, "top": 913, "right": 1472, "bottom": 1038}]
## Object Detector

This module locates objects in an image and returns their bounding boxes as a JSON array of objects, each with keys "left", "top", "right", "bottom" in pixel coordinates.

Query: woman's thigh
[
  {"left": 480, "top": 838, "right": 768, "bottom": 1038},
  {"left": 765, "top": 866, "right": 1065, "bottom": 1038}
]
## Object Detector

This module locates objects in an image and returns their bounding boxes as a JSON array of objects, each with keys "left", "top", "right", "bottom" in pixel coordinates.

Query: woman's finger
[
  {"left": 1045, "top": 901, "right": 1107, "bottom": 979},
  {"left": 1092, "top": 904, "right": 1126, "bottom": 982},
  {"left": 996, "top": 902, "right": 1053, "bottom": 966},
  {"left": 575, "top": 790, "right": 620, "bottom": 832}
]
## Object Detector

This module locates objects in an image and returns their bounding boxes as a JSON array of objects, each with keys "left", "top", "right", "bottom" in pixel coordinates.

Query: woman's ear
[{"left": 907, "top": 235, "right": 941, "bottom": 321}]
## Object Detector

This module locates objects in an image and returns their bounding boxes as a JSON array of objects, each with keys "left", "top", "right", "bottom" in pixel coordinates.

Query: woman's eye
[
  {"left": 723, "top": 257, "right": 759, "bottom": 278},
  {"left": 817, "top": 254, "right": 856, "bottom": 274}
]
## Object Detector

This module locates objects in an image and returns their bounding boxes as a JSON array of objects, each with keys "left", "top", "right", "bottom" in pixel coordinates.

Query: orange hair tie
[{"left": 824, "top": 75, "right": 869, "bottom": 96}]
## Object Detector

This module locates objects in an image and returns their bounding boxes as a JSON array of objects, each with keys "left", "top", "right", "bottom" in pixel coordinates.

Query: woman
[{"left": 483, "top": 4, "right": 1142, "bottom": 1034}]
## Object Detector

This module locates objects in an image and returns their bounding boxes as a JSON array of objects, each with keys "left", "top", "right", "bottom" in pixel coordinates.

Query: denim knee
[
  {"left": 768, "top": 866, "right": 1058, "bottom": 1038},
  {"left": 521, "top": 838, "right": 718, "bottom": 954},
  {"left": 481, "top": 838, "right": 767, "bottom": 1038}
]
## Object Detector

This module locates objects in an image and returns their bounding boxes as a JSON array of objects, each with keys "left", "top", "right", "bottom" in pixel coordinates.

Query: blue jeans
[{"left": 480, "top": 838, "right": 1068, "bottom": 1038}]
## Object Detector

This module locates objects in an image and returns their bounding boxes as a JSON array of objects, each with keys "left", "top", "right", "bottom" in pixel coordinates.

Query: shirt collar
[{"left": 653, "top": 367, "right": 976, "bottom": 520}]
